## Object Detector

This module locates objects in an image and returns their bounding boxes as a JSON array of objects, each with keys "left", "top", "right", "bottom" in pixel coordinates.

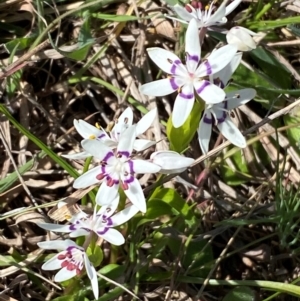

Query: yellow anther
[
  {"left": 89, "top": 134, "right": 96, "bottom": 139},
  {"left": 95, "top": 122, "right": 101, "bottom": 129}
]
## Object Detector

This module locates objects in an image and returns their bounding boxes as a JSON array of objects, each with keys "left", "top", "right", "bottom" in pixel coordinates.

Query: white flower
[
  {"left": 226, "top": 26, "right": 257, "bottom": 51},
  {"left": 169, "top": 0, "right": 242, "bottom": 30},
  {"left": 198, "top": 53, "right": 256, "bottom": 153},
  {"left": 38, "top": 239, "right": 98, "bottom": 299},
  {"left": 38, "top": 197, "right": 139, "bottom": 246},
  {"left": 198, "top": 89, "right": 256, "bottom": 153},
  {"left": 140, "top": 18, "right": 237, "bottom": 128},
  {"left": 150, "top": 151, "right": 194, "bottom": 174},
  {"left": 63, "top": 107, "right": 157, "bottom": 159},
  {"left": 73, "top": 125, "right": 161, "bottom": 213}
]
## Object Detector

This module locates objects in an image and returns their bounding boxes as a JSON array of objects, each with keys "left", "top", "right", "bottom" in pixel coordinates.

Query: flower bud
[
  {"left": 226, "top": 26, "right": 257, "bottom": 52},
  {"left": 150, "top": 151, "right": 194, "bottom": 174}
]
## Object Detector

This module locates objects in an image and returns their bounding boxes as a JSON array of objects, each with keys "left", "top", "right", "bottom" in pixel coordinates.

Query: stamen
[
  {"left": 121, "top": 181, "right": 129, "bottom": 190},
  {"left": 58, "top": 254, "right": 66, "bottom": 260},
  {"left": 61, "top": 260, "right": 69, "bottom": 268},
  {"left": 230, "top": 111, "right": 235, "bottom": 118},
  {"left": 124, "top": 117, "right": 129, "bottom": 124},
  {"left": 95, "top": 122, "right": 101, "bottom": 129},
  {"left": 167, "top": 58, "right": 173, "bottom": 64},
  {"left": 96, "top": 173, "right": 105, "bottom": 180},
  {"left": 89, "top": 134, "right": 96, "bottom": 139},
  {"left": 185, "top": 4, "right": 192, "bottom": 12},
  {"left": 107, "top": 178, "right": 115, "bottom": 187}
]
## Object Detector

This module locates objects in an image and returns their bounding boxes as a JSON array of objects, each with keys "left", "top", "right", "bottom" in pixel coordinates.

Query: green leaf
[
  {"left": 283, "top": 110, "right": 300, "bottom": 151},
  {"left": 91, "top": 13, "right": 146, "bottom": 22},
  {"left": 4, "top": 36, "right": 37, "bottom": 53},
  {"left": 87, "top": 244, "right": 103, "bottom": 267},
  {"left": 167, "top": 101, "right": 203, "bottom": 152},
  {"left": 250, "top": 47, "right": 291, "bottom": 90},
  {"left": 223, "top": 287, "right": 256, "bottom": 301},
  {"left": 182, "top": 240, "right": 213, "bottom": 278},
  {"left": 247, "top": 16, "right": 300, "bottom": 30}
]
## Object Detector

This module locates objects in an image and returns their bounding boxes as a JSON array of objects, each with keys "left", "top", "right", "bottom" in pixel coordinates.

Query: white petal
[
  {"left": 213, "top": 52, "right": 242, "bottom": 86},
  {"left": 136, "top": 108, "right": 157, "bottom": 136},
  {"left": 73, "top": 166, "right": 101, "bottom": 189},
  {"left": 225, "top": 0, "right": 242, "bottom": 16},
  {"left": 83, "top": 253, "right": 99, "bottom": 299},
  {"left": 38, "top": 239, "right": 79, "bottom": 251},
  {"left": 112, "top": 205, "right": 140, "bottom": 226},
  {"left": 69, "top": 229, "right": 90, "bottom": 237},
  {"left": 147, "top": 47, "right": 182, "bottom": 74},
  {"left": 133, "top": 139, "right": 156, "bottom": 152},
  {"left": 125, "top": 179, "right": 146, "bottom": 213},
  {"left": 98, "top": 228, "right": 125, "bottom": 245},
  {"left": 226, "top": 88, "right": 256, "bottom": 110},
  {"left": 55, "top": 267, "right": 77, "bottom": 282},
  {"left": 226, "top": 27, "right": 256, "bottom": 51},
  {"left": 97, "top": 195, "right": 119, "bottom": 216},
  {"left": 194, "top": 81, "right": 225, "bottom": 104},
  {"left": 38, "top": 223, "right": 71, "bottom": 233},
  {"left": 173, "top": 4, "right": 194, "bottom": 22},
  {"left": 172, "top": 84, "right": 195, "bottom": 128},
  {"left": 117, "top": 125, "right": 136, "bottom": 154},
  {"left": 96, "top": 183, "right": 119, "bottom": 206},
  {"left": 132, "top": 159, "right": 161, "bottom": 174},
  {"left": 111, "top": 107, "right": 133, "bottom": 139},
  {"left": 197, "top": 45, "right": 237, "bottom": 76},
  {"left": 206, "top": 1, "right": 227, "bottom": 26},
  {"left": 81, "top": 139, "right": 112, "bottom": 160},
  {"left": 217, "top": 118, "right": 246, "bottom": 148},
  {"left": 42, "top": 254, "right": 63, "bottom": 271},
  {"left": 198, "top": 115, "right": 212, "bottom": 154},
  {"left": 74, "top": 120, "right": 104, "bottom": 139},
  {"left": 150, "top": 151, "right": 194, "bottom": 173},
  {"left": 185, "top": 19, "right": 201, "bottom": 73},
  {"left": 140, "top": 79, "right": 176, "bottom": 97},
  {"left": 62, "top": 151, "right": 91, "bottom": 160}
]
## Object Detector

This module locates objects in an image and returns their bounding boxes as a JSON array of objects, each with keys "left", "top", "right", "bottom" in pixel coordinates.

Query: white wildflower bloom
[
  {"left": 38, "top": 239, "right": 98, "bottom": 299},
  {"left": 140, "top": 19, "right": 237, "bottom": 128},
  {"left": 63, "top": 107, "right": 157, "bottom": 159},
  {"left": 150, "top": 151, "right": 195, "bottom": 174},
  {"left": 38, "top": 197, "right": 139, "bottom": 246},
  {"left": 169, "top": 0, "right": 242, "bottom": 30},
  {"left": 198, "top": 53, "right": 256, "bottom": 153},
  {"left": 73, "top": 125, "right": 161, "bottom": 213},
  {"left": 226, "top": 26, "right": 257, "bottom": 51}
]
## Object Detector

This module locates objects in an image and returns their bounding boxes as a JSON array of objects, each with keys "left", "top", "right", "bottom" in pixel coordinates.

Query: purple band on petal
[
  {"left": 97, "top": 227, "right": 109, "bottom": 235},
  {"left": 187, "top": 53, "right": 199, "bottom": 63},
  {"left": 179, "top": 92, "right": 194, "bottom": 100},
  {"left": 170, "top": 77, "right": 179, "bottom": 90},
  {"left": 170, "top": 59, "right": 182, "bottom": 75},
  {"left": 103, "top": 151, "right": 114, "bottom": 162},
  {"left": 118, "top": 151, "right": 130, "bottom": 158},
  {"left": 124, "top": 175, "right": 135, "bottom": 184},
  {"left": 203, "top": 113, "right": 213, "bottom": 124},
  {"left": 204, "top": 61, "right": 212, "bottom": 75},
  {"left": 216, "top": 101, "right": 228, "bottom": 123},
  {"left": 102, "top": 215, "right": 113, "bottom": 226},
  {"left": 196, "top": 80, "right": 210, "bottom": 94},
  {"left": 128, "top": 160, "right": 134, "bottom": 174},
  {"left": 69, "top": 223, "right": 78, "bottom": 231}
]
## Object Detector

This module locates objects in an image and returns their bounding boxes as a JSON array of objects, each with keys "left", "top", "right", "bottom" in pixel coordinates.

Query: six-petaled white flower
[
  {"left": 38, "top": 239, "right": 99, "bottom": 299},
  {"left": 140, "top": 18, "right": 237, "bottom": 128},
  {"left": 64, "top": 107, "right": 157, "bottom": 159},
  {"left": 198, "top": 53, "right": 256, "bottom": 153},
  {"left": 38, "top": 196, "right": 139, "bottom": 246},
  {"left": 73, "top": 125, "right": 161, "bottom": 213},
  {"left": 169, "top": 0, "right": 242, "bottom": 30}
]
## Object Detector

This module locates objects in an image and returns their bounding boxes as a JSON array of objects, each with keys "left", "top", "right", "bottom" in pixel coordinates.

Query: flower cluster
[{"left": 37, "top": 1, "right": 257, "bottom": 299}]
